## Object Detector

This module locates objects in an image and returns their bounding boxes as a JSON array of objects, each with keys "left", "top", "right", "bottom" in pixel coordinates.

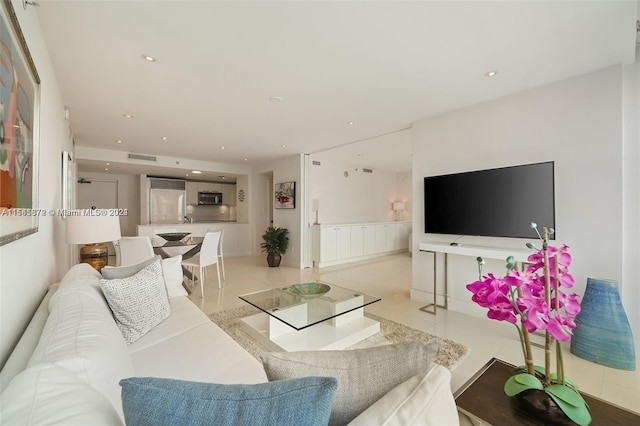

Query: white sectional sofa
[{"left": 0, "top": 262, "right": 459, "bottom": 425}]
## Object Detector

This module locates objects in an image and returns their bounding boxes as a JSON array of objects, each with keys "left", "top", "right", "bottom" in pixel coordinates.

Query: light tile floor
[{"left": 188, "top": 253, "right": 640, "bottom": 414}]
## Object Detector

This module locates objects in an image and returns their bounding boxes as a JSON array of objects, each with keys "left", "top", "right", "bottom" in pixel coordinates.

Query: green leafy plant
[{"left": 260, "top": 226, "right": 289, "bottom": 255}]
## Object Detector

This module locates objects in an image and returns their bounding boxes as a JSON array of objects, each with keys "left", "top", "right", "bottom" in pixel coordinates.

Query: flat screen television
[{"left": 424, "top": 161, "right": 555, "bottom": 239}]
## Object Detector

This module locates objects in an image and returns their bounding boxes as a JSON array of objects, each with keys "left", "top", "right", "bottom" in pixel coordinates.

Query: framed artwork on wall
[
  {"left": 275, "top": 181, "right": 295, "bottom": 209},
  {"left": 0, "top": 0, "right": 41, "bottom": 246}
]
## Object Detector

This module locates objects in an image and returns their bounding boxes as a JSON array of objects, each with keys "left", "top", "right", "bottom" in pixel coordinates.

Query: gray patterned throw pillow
[
  {"left": 99, "top": 260, "right": 170, "bottom": 344},
  {"left": 261, "top": 341, "right": 438, "bottom": 426}
]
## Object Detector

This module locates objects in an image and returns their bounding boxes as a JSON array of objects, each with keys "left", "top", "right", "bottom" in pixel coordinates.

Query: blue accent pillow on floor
[{"left": 120, "top": 376, "right": 338, "bottom": 426}]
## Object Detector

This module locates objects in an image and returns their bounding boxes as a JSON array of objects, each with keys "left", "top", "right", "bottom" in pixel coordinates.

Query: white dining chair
[
  {"left": 207, "top": 228, "right": 226, "bottom": 281},
  {"left": 115, "top": 236, "right": 155, "bottom": 267},
  {"left": 182, "top": 231, "right": 221, "bottom": 297}
]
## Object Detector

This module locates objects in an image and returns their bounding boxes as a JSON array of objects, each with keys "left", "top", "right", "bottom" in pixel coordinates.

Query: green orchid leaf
[
  {"left": 533, "top": 365, "right": 546, "bottom": 375},
  {"left": 504, "top": 374, "right": 543, "bottom": 396},
  {"left": 545, "top": 384, "right": 586, "bottom": 408},
  {"left": 546, "top": 390, "right": 592, "bottom": 426}
]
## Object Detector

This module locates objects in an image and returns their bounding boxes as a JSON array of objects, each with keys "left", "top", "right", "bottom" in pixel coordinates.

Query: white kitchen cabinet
[
  {"left": 186, "top": 181, "right": 198, "bottom": 205},
  {"left": 221, "top": 184, "right": 236, "bottom": 206},
  {"left": 197, "top": 182, "right": 222, "bottom": 193},
  {"left": 312, "top": 222, "right": 410, "bottom": 268}
]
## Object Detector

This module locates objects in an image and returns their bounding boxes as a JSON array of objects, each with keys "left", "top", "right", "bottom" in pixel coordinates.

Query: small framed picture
[{"left": 275, "top": 181, "right": 295, "bottom": 209}]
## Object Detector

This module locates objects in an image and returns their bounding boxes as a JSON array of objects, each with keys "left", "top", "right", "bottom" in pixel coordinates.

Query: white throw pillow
[
  {"left": 0, "top": 363, "right": 124, "bottom": 425},
  {"left": 100, "top": 260, "right": 170, "bottom": 343},
  {"left": 348, "top": 365, "right": 459, "bottom": 426},
  {"left": 161, "top": 255, "right": 187, "bottom": 298}
]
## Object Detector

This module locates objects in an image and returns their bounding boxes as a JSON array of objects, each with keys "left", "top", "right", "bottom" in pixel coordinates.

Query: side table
[{"left": 455, "top": 358, "right": 640, "bottom": 425}]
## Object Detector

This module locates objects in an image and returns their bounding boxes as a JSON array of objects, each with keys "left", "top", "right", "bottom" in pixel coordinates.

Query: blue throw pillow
[{"left": 120, "top": 376, "right": 337, "bottom": 426}]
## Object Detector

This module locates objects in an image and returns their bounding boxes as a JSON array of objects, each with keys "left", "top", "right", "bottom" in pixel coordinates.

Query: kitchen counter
[{"left": 137, "top": 222, "right": 251, "bottom": 258}]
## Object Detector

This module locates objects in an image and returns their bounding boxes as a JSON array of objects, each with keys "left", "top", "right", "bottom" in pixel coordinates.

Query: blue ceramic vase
[{"left": 570, "top": 278, "right": 636, "bottom": 370}]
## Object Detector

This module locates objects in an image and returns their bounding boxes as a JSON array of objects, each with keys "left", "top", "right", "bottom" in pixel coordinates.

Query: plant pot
[
  {"left": 266, "top": 253, "right": 281, "bottom": 267},
  {"left": 515, "top": 389, "right": 572, "bottom": 425}
]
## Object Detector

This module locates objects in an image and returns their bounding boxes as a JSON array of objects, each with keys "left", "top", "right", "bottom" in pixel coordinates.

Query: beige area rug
[{"left": 209, "top": 306, "right": 469, "bottom": 370}]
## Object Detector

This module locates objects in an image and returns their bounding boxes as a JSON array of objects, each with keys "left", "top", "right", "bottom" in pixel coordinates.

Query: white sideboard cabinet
[{"left": 312, "top": 222, "right": 411, "bottom": 268}]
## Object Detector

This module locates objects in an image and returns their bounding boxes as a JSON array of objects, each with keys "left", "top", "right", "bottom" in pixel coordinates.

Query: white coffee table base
[{"left": 239, "top": 312, "right": 380, "bottom": 352}]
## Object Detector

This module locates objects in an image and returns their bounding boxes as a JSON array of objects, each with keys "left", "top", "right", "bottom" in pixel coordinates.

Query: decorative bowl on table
[
  {"left": 156, "top": 232, "right": 190, "bottom": 241},
  {"left": 288, "top": 282, "right": 331, "bottom": 299}
]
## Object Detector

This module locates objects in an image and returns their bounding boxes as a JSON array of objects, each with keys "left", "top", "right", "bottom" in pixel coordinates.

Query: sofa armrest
[
  {"left": 348, "top": 364, "right": 459, "bottom": 426},
  {"left": 0, "top": 285, "right": 58, "bottom": 392}
]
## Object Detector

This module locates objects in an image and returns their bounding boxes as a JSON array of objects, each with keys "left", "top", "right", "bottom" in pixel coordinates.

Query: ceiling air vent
[
  {"left": 128, "top": 153, "right": 157, "bottom": 162},
  {"left": 312, "top": 160, "right": 321, "bottom": 166},
  {"left": 363, "top": 168, "right": 373, "bottom": 174}
]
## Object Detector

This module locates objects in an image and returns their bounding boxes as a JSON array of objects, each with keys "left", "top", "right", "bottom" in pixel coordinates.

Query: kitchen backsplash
[{"left": 186, "top": 204, "right": 237, "bottom": 222}]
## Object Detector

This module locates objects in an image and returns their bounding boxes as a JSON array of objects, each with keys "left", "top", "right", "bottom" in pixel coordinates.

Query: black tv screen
[{"left": 424, "top": 161, "right": 555, "bottom": 239}]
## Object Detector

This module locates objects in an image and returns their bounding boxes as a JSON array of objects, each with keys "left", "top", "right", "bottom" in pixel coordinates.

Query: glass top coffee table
[{"left": 238, "top": 282, "right": 381, "bottom": 352}]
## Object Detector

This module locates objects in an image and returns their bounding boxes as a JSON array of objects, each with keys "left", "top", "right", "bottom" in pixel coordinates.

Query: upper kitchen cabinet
[
  {"left": 197, "top": 182, "right": 222, "bottom": 193},
  {"left": 186, "top": 181, "right": 198, "bottom": 205},
  {"left": 222, "top": 184, "right": 236, "bottom": 206}
]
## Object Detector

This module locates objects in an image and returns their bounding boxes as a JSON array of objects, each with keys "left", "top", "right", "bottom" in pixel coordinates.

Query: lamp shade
[
  {"left": 392, "top": 202, "right": 405, "bottom": 212},
  {"left": 66, "top": 214, "right": 122, "bottom": 244}
]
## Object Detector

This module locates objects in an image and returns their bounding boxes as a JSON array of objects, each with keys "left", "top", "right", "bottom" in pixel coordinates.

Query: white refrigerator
[{"left": 149, "top": 188, "right": 185, "bottom": 224}]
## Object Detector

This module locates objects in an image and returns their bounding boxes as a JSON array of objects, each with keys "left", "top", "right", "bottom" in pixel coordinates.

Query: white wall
[
  {"left": 253, "top": 155, "right": 305, "bottom": 268},
  {"left": 411, "top": 66, "right": 637, "bottom": 335},
  {"left": 0, "top": 1, "right": 74, "bottom": 368},
  {"left": 75, "top": 171, "right": 141, "bottom": 236},
  {"left": 309, "top": 158, "right": 411, "bottom": 224}
]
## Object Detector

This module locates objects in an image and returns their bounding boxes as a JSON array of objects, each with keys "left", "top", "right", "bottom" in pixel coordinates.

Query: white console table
[{"left": 418, "top": 242, "right": 531, "bottom": 314}]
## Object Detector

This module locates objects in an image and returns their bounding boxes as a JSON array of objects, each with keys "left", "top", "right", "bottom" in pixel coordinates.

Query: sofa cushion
[
  {"left": 261, "top": 341, "right": 438, "bottom": 426},
  {"left": 119, "top": 376, "right": 338, "bottom": 426},
  {"left": 0, "top": 363, "right": 123, "bottom": 426},
  {"left": 102, "top": 255, "right": 187, "bottom": 299},
  {"left": 101, "top": 255, "right": 159, "bottom": 279},
  {"left": 347, "top": 364, "right": 459, "bottom": 426},
  {"left": 100, "top": 260, "right": 170, "bottom": 344},
  {"left": 130, "top": 320, "right": 268, "bottom": 384},
  {"left": 27, "top": 277, "right": 134, "bottom": 421},
  {"left": 160, "top": 255, "right": 188, "bottom": 298}
]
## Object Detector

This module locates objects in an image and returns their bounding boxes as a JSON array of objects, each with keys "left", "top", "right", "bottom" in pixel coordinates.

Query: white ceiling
[{"left": 35, "top": 1, "right": 637, "bottom": 178}]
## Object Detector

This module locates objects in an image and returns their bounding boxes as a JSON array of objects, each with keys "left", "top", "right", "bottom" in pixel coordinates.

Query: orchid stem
[
  {"left": 543, "top": 227, "right": 551, "bottom": 386},
  {"left": 516, "top": 285, "right": 535, "bottom": 376}
]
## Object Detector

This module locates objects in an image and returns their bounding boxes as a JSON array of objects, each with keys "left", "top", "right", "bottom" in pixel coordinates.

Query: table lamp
[
  {"left": 392, "top": 202, "right": 405, "bottom": 221},
  {"left": 66, "top": 214, "right": 121, "bottom": 271}
]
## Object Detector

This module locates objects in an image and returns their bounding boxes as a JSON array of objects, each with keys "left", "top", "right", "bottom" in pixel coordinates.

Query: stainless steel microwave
[{"left": 198, "top": 192, "right": 223, "bottom": 205}]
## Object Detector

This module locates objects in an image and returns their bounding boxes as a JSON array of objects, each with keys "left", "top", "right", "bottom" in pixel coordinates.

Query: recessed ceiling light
[
  {"left": 244, "top": 158, "right": 248, "bottom": 161},
  {"left": 347, "top": 121, "right": 355, "bottom": 125},
  {"left": 161, "top": 136, "right": 168, "bottom": 141},
  {"left": 116, "top": 140, "right": 122, "bottom": 144},
  {"left": 219, "top": 176, "right": 225, "bottom": 179},
  {"left": 269, "top": 96, "right": 283, "bottom": 102},
  {"left": 192, "top": 170, "right": 202, "bottom": 174},
  {"left": 185, "top": 174, "right": 189, "bottom": 177},
  {"left": 104, "top": 168, "right": 109, "bottom": 171},
  {"left": 106, "top": 162, "right": 110, "bottom": 166},
  {"left": 123, "top": 113, "right": 133, "bottom": 118},
  {"left": 220, "top": 146, "right": 225, "bottom": 150},
  {"left": 281, "top": 144, "right": 286, "bottom": 148},
  {"left": 141, "top": 54, "right": 156, "bottom": 62},
  {"left": 484, "top": 70, "right": 498, "bottom": 77}
]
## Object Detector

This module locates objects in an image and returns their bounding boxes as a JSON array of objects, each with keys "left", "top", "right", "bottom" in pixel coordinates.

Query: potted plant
[
  {"left": 260, "top": 226, "right": 289, "bottom": 267},
  {"left": 467, "top": 223, "right": 591, "bottom": 425}
]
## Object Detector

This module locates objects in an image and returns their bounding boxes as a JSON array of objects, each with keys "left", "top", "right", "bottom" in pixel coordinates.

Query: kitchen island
[{"left": 137, "top": 222, "right": 252, "bottom": 258}]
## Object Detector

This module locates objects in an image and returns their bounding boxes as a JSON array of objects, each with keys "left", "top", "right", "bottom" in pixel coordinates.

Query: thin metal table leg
[{"left": 419, "top": 251, "right": 448, "bottom": 315}]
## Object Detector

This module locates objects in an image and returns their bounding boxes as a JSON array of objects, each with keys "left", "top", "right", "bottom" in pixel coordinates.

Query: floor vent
[
  {"left": 128, "top": 153, "right": 157, "bottom": 162},
  {"left": 363, "top": 168, "right": 373, "bottom": 173},
  {"left": 312, "top": 160, "right": 321, "bottom": 166}
]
